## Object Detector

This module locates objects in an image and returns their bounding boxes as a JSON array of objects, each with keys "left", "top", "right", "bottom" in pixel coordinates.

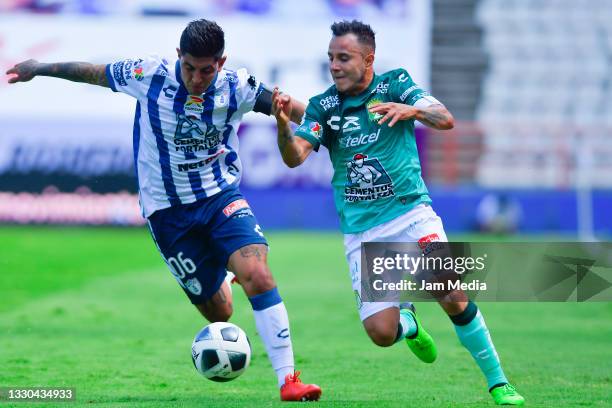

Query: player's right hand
[
  {"left": 5, "top": 59, "right": 40, "bottom": 83},
  {"left": 272, "top": 87, "right": 292, "bottom": 126}
]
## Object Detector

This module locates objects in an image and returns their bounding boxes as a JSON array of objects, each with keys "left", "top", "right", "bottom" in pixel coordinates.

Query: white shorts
[{"left": 344, "top": 204, "right": 448, "bottom": 321}]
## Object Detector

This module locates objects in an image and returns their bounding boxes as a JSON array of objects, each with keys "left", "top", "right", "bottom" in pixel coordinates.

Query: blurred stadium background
[
  {"left": 1, "top": 0, "right": 610, "bottom": 239},
  {"left": 1, "top": 2, "right": 611, "bottom": 407}
]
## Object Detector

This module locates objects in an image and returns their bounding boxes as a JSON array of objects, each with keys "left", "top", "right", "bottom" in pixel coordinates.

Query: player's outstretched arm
[
  {"left": 414, "top": 104, "right": 454, "bottom": 130},
  {"left": 273, "top": 88, "right": 313, "bottom": 168},
  {"left": 287, "top": 98, "right": 306, "bottom": 125},
  {"left": 6, "top": 59, "right": 109, "bottom": 88},
  {"left": 369, "top": 102, "right": 454, "bottom": 130}
]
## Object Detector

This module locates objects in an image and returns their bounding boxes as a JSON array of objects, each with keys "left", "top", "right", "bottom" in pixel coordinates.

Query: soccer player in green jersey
[{"left": 272, "top": 20, "right": 525, "bottom": 406}]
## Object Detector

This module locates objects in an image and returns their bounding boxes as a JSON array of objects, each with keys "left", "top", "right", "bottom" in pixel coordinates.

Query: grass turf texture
[{"left": 0, "top": 226, "right": 610, "bottom": 407}]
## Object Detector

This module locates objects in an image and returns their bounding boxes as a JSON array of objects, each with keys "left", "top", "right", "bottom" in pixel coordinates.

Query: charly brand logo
[
  {"left": 342, "top": 116, "right": 360, "bottom": 133},
  {"left": 327, "top": 116, "right": 361, "bottom": 133}
]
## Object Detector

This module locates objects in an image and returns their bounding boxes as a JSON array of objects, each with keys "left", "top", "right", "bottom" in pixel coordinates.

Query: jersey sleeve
[
  {"left": 389, "top": 69, "right": 434, "bottom": 106},
  {"left": 294, "top": 100, "right": 327, "bottom": 152},
  {"left": 105, "top": 55, "right": 168, "bottom": 99},
  {"left": 235, "top": 68, "right": 270, "bottom": 115}
]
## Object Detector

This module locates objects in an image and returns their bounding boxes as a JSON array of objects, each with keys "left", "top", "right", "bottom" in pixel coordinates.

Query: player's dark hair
[
  {"left": 180, "top": 19, "right": 225, "bottom": 59},
  {"left": 331, "top": 20, "right": 376, "bottom": 52}
]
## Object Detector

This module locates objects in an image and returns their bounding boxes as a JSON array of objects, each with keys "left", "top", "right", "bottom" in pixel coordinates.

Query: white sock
[
  {"left": 275, "top": 366, "right": 295, "bottom": 387},
  {"left": 253, "top": 301, "right": 295, "bottom": 387}
]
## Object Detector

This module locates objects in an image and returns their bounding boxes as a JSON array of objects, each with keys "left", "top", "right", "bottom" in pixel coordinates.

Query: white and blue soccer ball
[{"left": 191, "top": 322, "right": 251, "bottom": 382}]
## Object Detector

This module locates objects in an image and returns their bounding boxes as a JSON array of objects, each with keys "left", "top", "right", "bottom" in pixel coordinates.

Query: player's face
[
  {"left": 178, "top": 49, "right": 226, "bottom": 95},
  {"left": 328, "top": 34, "right": 374, "bottom": 95}
]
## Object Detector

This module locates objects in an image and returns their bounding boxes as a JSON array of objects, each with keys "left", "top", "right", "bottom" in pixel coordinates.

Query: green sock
[
  {"left": 395, "top": 310, "right": 417, "bottom": 343},
  {"left": 451, "top": 302, "right": 508, "bottom": 390}
]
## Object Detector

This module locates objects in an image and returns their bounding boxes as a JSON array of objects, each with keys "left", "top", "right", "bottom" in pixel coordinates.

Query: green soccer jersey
[{"left": 295, "top": 68, "right": 432, "bottom": 233}]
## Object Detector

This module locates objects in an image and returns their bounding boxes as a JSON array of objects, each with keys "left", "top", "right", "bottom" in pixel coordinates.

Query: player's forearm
[
  {"left": 277, "top": 124, "right": 306, "bottom": 168},
  {"left": 289, "top": 99, "right": 306, "bottom": 125},
  {"left": 414, "top": 105, "right": 454, "bottom": 130},
  {"left": 35, "top": 62, "right": 109, "bottom": 87}
]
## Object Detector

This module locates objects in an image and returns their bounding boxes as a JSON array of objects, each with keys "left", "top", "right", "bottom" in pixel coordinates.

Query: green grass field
[{"left": 0, "top": 226, "right": 610, "bottom": 407}]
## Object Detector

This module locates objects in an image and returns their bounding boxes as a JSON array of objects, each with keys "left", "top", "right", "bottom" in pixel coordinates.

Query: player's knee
[
  {"left": 366, "top": 328, "right": 396, "bottom": 347},
  {"left": 235, "top": 264, "right": 275, "bottom": 295},
  {"left": 364, "top": 320, "right": 397, "bottom": 347},
  {"left": 247, "top": 267, "right": 275, "bottom": 294},
  {"left": 229, "top": 245, "right": 275, "bottom": 294}
]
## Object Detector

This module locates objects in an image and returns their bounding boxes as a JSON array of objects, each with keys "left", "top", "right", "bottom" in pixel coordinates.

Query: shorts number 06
[{"left": 167, "top": 252, "right": 197, "bottom": 279}]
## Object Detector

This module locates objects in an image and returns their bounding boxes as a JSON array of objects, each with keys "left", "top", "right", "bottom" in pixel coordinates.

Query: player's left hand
[
  {"left": 272, "top": 87, "right": 292, "bottom": 126},
  {"left": 369, "top": 102, "right": 418, "bottom": 127}
]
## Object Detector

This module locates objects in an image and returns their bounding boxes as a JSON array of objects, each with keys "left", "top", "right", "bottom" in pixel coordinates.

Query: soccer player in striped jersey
[
  {"left": 6, "top": 19, "right": 321, "bottom": 402},
  {"left": 272, "top": 20, "right": 524, "bottom": 405}
]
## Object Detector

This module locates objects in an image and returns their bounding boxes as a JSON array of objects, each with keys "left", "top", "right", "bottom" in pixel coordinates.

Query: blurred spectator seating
[
  {"left": 475, "top": 0, "right": 612, "bottom": 188},
  {"left": 0, "top": 0, "right": 407, "bottom": 17}
]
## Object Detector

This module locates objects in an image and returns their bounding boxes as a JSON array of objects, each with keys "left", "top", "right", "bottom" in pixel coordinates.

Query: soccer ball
[{"left": 191, "top": 322, "right": 251, "bottom": 382}]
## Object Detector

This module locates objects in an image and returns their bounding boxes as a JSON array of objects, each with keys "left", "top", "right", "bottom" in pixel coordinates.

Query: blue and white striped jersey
[{"left": 105, "top": 55, "right": 267, "bottom": 217}]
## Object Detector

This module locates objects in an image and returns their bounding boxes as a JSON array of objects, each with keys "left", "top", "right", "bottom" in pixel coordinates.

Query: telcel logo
[{"left": 343, "top": 129, "right": 380, "bottom": 148}]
